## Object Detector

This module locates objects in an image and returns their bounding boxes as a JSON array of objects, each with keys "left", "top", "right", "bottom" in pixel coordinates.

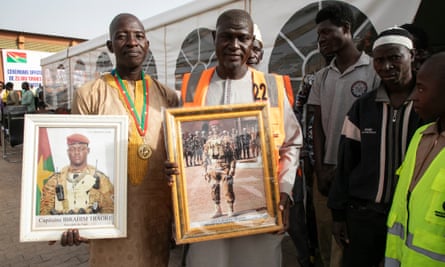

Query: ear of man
[
  {"left": 106, "top": 40, "right": 114, "bottom": 53},
  {"left": 342, "top": 22, "right": 352, "bottom": 35}
]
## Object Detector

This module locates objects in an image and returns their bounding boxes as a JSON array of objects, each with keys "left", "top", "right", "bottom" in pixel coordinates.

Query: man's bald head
[
  {"left": 216, "top": 9, "right": 254, "bottom": 35},
  {"left": 419, "top": 52, "right": 445, "bottom": 85},
  {"left": 418, "top": 52, "right": 445, "bottom": 97},
  {"left": 109, "top": 13, "right": 143, "bottom": 38},
  {"left": 214, "top": 9, "right": 254, "bottom": 79},
  {"left": 106, "top": 13, "right": 148, "bottom": 78},
  {"left": 414, "top": 52, "right": 445, "bottom": 121}
]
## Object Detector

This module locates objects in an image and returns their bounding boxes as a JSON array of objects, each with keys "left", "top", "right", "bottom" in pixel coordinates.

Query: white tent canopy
[{"left": 41, "top": 0, "right": 422, "bottom": 110}]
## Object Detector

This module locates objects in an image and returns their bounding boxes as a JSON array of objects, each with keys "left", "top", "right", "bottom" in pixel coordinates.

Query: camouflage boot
[{"left": 227, "top": 203, "right": 234, "bottom": 217}]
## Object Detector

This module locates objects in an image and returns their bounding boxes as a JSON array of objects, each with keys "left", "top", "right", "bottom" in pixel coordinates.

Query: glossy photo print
[
  {"left": 164, "top": 103, "right": 282, "bottom": 244},
  {"left": 20, "top": 114, "right": 128, "bottom": 242}
]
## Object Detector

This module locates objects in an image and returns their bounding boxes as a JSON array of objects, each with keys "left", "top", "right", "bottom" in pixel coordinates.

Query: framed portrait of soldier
[
  {"left": 20, "top": 114, "right": 128, "bottom": 242},
  {"left": 163, "top": 103, "right": 282, "bottom": 244}
]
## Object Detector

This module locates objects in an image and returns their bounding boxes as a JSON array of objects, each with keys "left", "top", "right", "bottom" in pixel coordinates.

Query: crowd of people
[
  {"left": 296, "top": 3, "right": 441, "bottom": 267},
  {"left": 182, "top": 126, "right": 260, "bottom": 169},
  {"left": 0, "top": 82, "right": 45, "bottom": 114},
  {"left": 6, "top": 1, "right": 444, "bottom": 267}
]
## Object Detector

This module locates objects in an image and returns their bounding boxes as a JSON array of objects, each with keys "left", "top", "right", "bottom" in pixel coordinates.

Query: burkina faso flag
[
  {"left": 36, "top": 128, "right": 55, "bottom": 215},
  {"left": 7, "top": 51, "right": 27, "bottom": 63}
]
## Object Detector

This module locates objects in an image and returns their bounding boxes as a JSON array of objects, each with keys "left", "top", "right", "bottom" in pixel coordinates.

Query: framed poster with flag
[{"left": 20, "top": 114, "right": 128, "bottom": 242}]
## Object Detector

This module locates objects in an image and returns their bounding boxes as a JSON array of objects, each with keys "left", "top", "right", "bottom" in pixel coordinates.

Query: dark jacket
[{"left": 328, "top": 83, "right": 424, "bottom": 221}]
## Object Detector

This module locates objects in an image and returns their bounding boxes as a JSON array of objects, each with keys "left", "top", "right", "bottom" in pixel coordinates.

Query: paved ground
[
  {"left": 0, "top": 144, "right": 303, "bottom": 267},
  {"left": 184, "top": 163, "right": 267, "bottom": 222}
]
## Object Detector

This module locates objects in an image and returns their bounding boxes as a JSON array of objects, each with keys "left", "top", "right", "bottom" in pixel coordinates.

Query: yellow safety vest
[
  {"left": 386, "top": 123, "right": 445, "bottom": 267},
  {"left": 181, "top": 67, "right": 290, "bottom": 162},
  {"left": 2, "top": 90, "right": 9, "bottom": 102}
]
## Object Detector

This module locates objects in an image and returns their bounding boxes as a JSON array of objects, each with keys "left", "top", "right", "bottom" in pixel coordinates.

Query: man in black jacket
[{"left": 328, "top": 27, "right": 424, "bottom": 267}]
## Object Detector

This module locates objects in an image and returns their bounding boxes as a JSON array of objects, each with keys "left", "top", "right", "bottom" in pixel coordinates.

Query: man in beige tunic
[{"left": 61, "top": 13, "right": 179, "bottom": 267}]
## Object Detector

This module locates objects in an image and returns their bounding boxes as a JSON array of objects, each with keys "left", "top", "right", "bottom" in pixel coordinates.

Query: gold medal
[{"left": 138, "top": 143, "right": 152, "bottom": 159}]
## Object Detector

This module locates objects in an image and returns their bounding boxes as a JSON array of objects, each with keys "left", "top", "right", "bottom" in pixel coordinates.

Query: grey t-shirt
[{"left": 307, "top": 52, "right": 380, "bottom": 164}]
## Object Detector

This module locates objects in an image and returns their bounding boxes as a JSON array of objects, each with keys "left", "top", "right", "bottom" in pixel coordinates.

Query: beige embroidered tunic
[{"left": 72, "top": 74, "right": 179, "bottom": 267}]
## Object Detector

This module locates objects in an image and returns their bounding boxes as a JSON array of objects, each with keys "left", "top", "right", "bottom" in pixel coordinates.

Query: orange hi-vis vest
[
  {"left": 282, "top": 74, "right": 294, "bottom": 107},
  {"left": 181, "top": 67, "right": 292, "bottom": 154}
]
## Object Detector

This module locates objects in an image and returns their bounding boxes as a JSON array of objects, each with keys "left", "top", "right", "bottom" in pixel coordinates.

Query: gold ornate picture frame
[
  {"left": 163, "top": 103, "right": 282, "bottom": 244},
  {"left": 20, "top": 114, "right": 128, "bottom": 242}
]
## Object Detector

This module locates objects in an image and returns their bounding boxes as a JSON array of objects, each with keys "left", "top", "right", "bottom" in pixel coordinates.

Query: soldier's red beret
[{"left": 67, "top": 133, "right": 89, "bottom": 145}]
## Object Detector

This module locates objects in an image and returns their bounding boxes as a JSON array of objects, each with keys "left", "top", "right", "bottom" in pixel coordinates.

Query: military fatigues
[
  {"left": 185, "top": 134, "right": 195, "bottom": 167},
  {"left": 40, "top": 165, "right": 114, "bottom": 215},
  {"left": 241, "top": 131, "right": 251, "bottom": 159},
  {"left": 193, "top": 133, "right": 205, "bottom": 165},
  {"left": 203, "top": 132, "right": 236, "bottom": 217}
]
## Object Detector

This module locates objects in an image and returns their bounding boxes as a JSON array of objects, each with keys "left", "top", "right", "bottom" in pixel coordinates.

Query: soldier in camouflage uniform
[
  {"left": 241, "top": 128, "right": 251, "bottom": 159},
  {"left": 185, "top": 132, "right": 195, "bottom": 167},
  {"left": 193, "top": 131, "right": 205, "bottom": 166},
  {"left": 231, "top": 128, "right": 242, "bottom": 160},
  {"left": 40, "top": 133, "right": 114, "bottom": 215},
  {"left": 203, "top": 121, "right": 236, "bottom": 218}
]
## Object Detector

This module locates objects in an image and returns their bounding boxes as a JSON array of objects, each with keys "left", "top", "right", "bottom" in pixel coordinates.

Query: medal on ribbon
[
  {"left": 137, "top": 143, "right": 152, "bottom": 159},
  {"left": 113, "top": 70, "right": 152, "bottom": 160}
]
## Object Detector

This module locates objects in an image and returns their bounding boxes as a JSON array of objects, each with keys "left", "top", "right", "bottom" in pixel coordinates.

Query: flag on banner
[
  {"left": 36, "top": 127, "right": 54, "bottom": 214},
  {"left": 6, "top": 51, "right": 27, "bottom": 63}
]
